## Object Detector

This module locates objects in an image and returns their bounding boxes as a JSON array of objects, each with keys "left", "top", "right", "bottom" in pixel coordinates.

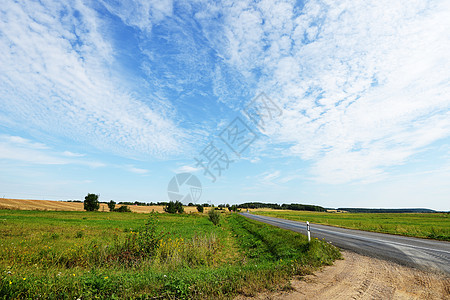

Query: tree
[
  {"left": 115, "top": 205, "right": 131, "bottom": 212},
  {"left": 165, "top": 201, "right": 177, "bottom": 213},
  {"left": 175, "top": 201, "right": 184, "bottom": 213},
  {"left": 164, "top": 201, "right": 184, "bottom": 214},
  {"left": 108, "top": 200, "right": 116, "bottom": 212},
  {"left": 196, "top": 204, "right": 204, "bottom": 213},
  {"left": 228, "top": 205, "right": 237, "bottom": 212},
  {"left": 84, "top": 193, "right": 100, "bottom": 211}
]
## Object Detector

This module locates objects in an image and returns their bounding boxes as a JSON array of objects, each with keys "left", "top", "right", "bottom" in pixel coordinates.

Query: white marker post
[{"left": 307, "top": 221, "right": 311, "bottom": 242}]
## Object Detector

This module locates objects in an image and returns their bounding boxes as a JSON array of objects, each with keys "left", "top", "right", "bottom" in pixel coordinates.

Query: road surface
[{"left": 242, "top": 213, "right": 450, "bottom": 275}]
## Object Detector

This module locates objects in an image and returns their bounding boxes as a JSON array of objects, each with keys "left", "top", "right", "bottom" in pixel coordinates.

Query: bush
[
  {"left": 108, "top": 200, "right": 116, "bottom": 212},
  {"left": 84, "top": 193, "right": 100, "bottom": 211},
  {"left": 115, "top": 205, "right": 131, "bottom": 213},
  {"left": 117, "top": 215, "right": 165, "bottom": 260},
  {"left": 208, "top": 208, "right": 220, "bottom": 226},
  {"left": 164, "top": 201, "right": 184, "bottom": 214},
  {"left": 228, "top": 205, "right": 237, "bottom": 212},
  {"left": 197, "top": 204, "right": 204, "bottom": 213}
]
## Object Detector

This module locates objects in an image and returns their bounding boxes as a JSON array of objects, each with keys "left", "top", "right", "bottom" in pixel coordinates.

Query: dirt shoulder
[{"left": 236, "top": 251, "right": 450, "bottom": 300}]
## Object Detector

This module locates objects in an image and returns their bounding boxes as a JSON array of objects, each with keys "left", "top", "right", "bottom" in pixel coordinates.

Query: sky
[{"left": 0, "top": 0, "right": 449, "bottom": 210}]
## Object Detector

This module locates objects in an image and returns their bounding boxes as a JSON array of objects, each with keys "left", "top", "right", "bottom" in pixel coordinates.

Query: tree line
[
  {"left": 83, "top": 194, "right": 326, "bottom": 213},
  {"left": 236, "top": 202, "right": 326, "bottom": 212}
]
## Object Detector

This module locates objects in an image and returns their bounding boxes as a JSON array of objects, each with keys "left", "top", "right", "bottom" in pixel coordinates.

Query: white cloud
[
  {"left": 62, "top": 151, "right": 85, "bottom": 157},
  {"left": 208, "top": 0, "right": 450, "bottom": 183},
  {"left": 0, "top": 0, "right": 186, "bottom": 160},
  {"left": 261, "top": 170, "right": 281, "bottom": 182},
  {"left": 124, "top": 165, "right": 149, "bottom": 174},
  {"left": 174, "top": 165, "right": 201, "bottom": 174},
  {"left": 3, "top": 135, "right": 49, "bottom": 150},
  {"left": 0, "top": 135, "right": 104, "bottom": 167},
  {"left": 99, "top": 0, "right": 173, "bottom": 31},
  {"left": 249, "top": 170, "right": 282, "bottom": 186},
  {"left": 278, "top": 173, "right": 303, "bottom": 184}
]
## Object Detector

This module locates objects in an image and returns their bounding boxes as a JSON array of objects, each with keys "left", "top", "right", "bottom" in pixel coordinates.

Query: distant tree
[
  {"left": 164, "top": 201, "right": 176, "bottom": 213},
  {"left": 188, "top": 202, "right": 194, "bottom": 207},
  {"left": 164, "top": 201, "right": 184, "bottom": 214},
  {"left": 175, "top": 201, "right": 184, "bottom": 213},
  {"left": 196, "top": 204, "right": 204, "bottom": 213},
  {"left": 108, "top": 200, "right": 116, "bottom": 212},
  {"left": 84, "top": 193, "right": 100, "bottom": 211},
  {"left": 115, "top": 205, "right": 131, "bottom": 212}
]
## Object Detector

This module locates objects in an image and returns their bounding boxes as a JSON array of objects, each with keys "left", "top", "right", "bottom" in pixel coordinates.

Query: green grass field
[
  {"left": 0, "top": 210, "right": 340, "bottom": 299},
  {"left": 252, "top": 210, "right": 450, "bottom": 241}
]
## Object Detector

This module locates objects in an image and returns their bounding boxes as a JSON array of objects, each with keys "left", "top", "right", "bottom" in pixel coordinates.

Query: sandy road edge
[{"left": 236, "top": 251, "right": 450, "bottom": 300}]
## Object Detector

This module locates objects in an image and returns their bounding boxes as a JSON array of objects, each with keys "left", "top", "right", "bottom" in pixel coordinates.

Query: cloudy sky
[{"left": 1, "top": 0, "right": 449, "bottom": 210}]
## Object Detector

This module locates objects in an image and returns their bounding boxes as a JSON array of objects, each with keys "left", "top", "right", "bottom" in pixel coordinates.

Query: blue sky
[{"left": 0, "top": 0, "right": 449, "bottom": 210}]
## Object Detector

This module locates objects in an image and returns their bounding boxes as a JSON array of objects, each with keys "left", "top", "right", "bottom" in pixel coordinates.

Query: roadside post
[{"left": 307, "top": 221, "right": 311, "bottom": 242}]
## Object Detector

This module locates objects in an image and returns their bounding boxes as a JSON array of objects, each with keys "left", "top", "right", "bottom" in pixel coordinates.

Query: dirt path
[{"left": 237, "top": 251, "right": 450, "bottom": 300}]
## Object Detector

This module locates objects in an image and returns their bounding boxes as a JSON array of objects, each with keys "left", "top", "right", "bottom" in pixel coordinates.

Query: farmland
[
  {"left": 252, "top": 210, "right": 450, "bottom": 241},
  {"left": 0, "top": 209, "right": 340, "bottom": 299},
  {"left": 0, "top": 198, "right": 199, "bottom": 213}
]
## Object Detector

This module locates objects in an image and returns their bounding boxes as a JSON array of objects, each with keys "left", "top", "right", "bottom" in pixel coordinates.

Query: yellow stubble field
[{"left": 0, "top": 198, "right": 200, "bottom": 213}]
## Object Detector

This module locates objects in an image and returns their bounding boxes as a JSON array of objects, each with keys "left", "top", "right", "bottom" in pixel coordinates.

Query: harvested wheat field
[{"left": 0, "top": 198, "right": 199, "bottom": 213}]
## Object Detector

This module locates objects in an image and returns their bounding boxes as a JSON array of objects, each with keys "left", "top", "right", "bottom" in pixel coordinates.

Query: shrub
[
  {"left": 84, "top": 193, "right": 100, "bottom": 211},
  {"left": 228, "top": 205, "right": 237, "bottom": 212},
  {"left": 112, "top": 215, "right": 166, "bottom": 265},
  {"left": 115, "top": 205, "right": 131, "bottom": 213},
  {"left": 208, "top": 208, "right": 220, "bottom": 225},
  {"left": 108, "top": 200, "right": 116, "bottom": 212},
  {"left": 164, "top": 201, "right": 184, "bottom": 214},
  {"left": 196, "top": 204, "right": 204, "bottom": 213}
]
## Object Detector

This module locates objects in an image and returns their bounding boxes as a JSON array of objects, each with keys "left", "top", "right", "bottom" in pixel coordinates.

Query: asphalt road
[{"left": 242, "top": 213, "right": 450, "bottom": 275}]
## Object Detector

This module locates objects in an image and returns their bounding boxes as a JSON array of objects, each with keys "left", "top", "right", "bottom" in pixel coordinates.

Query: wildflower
[
  {"left": 9, "top": 281, "right": 12, "bottom": 285},
  {"left": 104, "top": 276, "right": 108, "bottom": 279},
  {"left": 23, "top": 278, "right": 26, "bottom": 280},
  {"left": 163, "top": 275, "right": 167, "bottom": 278},
  {"left": 72, "top": 274, "right": 76, "bottom": 276}
]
